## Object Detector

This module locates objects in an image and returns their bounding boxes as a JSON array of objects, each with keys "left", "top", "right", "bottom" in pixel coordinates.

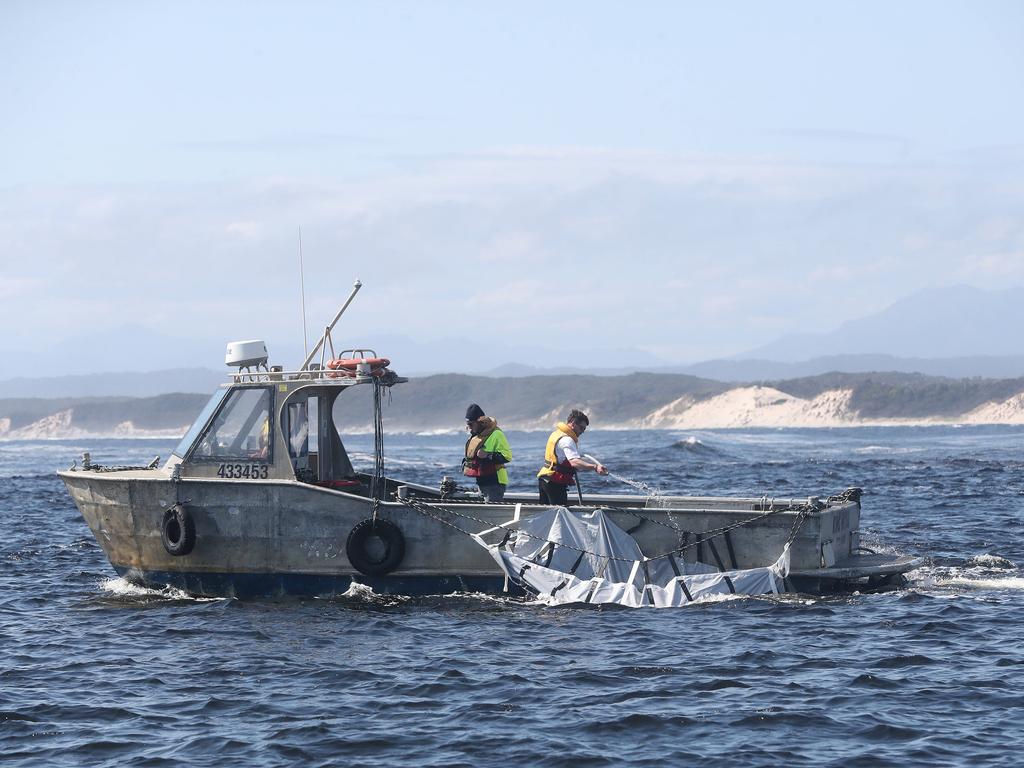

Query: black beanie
[{"left": 465, "top": 403, "right": 485, "bottom": 421}]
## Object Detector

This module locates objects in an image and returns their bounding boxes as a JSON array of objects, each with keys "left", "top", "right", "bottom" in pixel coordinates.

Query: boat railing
[{"left": 227, "top": 366, "right": 406, "bottom": 386}]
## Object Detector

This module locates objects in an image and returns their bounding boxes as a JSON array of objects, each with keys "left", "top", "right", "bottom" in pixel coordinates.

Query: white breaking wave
[
  {"left": 338, "top": 581, "right": 411, "bottom": 605},
  {"left": 935, "top": 576, "right": 1024, "bottom": 591},
  {"left": 99, "top": 577, "right": 222, "bottom": 601},
  {"left": 965, "top": 553, "right": 1015, "bottom": 569},
  {"left": 908, "top": 551, "right": 1024, "bottom": 594},
  {"left": 347, "top": 452, "right": 440, "bottom": 467},
  {"left": 342, "top": 581, "right": 378, "bottom": 599}
]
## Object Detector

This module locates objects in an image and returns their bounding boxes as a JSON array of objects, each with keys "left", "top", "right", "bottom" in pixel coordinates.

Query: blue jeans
[{"left": 477, "top": 476, "right": 506, "bottom": 502}]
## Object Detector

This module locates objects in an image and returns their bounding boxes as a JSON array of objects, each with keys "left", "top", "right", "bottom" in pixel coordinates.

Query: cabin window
[
  {"left": 287, "top": 401, "right": 309, "bottom": 458},
  {"left": 287, "top": 395, "right": 320, "bottom": 481},
  {"left": 172, "top": 389, "right": 229, "bottom": 459},
  {"left": 190, "top": 386, "right": 273, "bottom": 462}
]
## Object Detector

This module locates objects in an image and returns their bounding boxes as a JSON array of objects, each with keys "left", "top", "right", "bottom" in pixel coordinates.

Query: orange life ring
[{"left": 326, "top": 357, "right": 390, "bottom": 378}]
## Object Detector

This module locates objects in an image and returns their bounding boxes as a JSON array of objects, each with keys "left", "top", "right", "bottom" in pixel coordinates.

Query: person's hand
[
  {"left": 476, "top": 449, "right": 489, "bottom": 459},
  {"left": 596, "top": 463, "right": 608, "bottom": 475}
]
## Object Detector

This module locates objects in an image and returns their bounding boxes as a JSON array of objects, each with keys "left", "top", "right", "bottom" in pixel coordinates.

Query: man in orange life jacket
[
  {"left": 537, "top": 409, "right": 608, "bottom": 506},
  {"left": 462, "top": 403, "right": 513, "bottom": 502}
]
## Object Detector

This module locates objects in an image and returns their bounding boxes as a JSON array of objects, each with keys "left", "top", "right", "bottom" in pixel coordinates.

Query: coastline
[
  {"left": 4, "top": 417, "right": 1023, "bottom": 442},
  {"left": 3, "top": 382, "right": 1024, "bottom": 440}
]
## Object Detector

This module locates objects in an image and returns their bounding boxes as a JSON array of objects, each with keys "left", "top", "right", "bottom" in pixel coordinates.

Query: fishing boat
[{"left": 59, "top": 283, "right": 922, "bottom": 603}]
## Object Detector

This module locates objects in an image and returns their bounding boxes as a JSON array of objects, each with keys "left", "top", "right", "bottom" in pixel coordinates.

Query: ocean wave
[
  {"left": 670, "top": 436, "right": 728, "bottom": 457},
  {"left": 965, "top": 553, "right": 1016, "bottom": 569}
]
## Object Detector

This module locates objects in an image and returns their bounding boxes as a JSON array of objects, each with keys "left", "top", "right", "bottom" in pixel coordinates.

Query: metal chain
[
  {"left": 371, "top": 379, "right": 385, "bottom": 521},
  {"left": 607, "top": 501, "right": 804, "bottom": 542},
  {"left": 608, "top": 501, "right": 814, "bottom": 562},
  {"left": 398, "top": 495, "right": 816, "bottom": 566},
  {"left": 398, "top": 496, "right": 481, "bottom": 537},
  {"left": 784, "top": 505, "right": 814, "bottom": 547},
  {"left": 75, "top": 463, "right": 160, "bottom": 473}
]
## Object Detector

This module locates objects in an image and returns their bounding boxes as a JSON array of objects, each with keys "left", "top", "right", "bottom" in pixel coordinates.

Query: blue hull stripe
[{"left": 113, "top": 566, "right": 517, "bottom": 599}]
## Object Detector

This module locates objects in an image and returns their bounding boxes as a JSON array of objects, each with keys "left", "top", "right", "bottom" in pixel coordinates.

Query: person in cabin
[
  {"left": 537, "top": 409, "right": 608, "bottom": 506},
  {"left": 462, "top": 403, "right": 513, "bottom": 501},
  {"left": 255, "top": 415, "right": 270, "bottom": 459}
]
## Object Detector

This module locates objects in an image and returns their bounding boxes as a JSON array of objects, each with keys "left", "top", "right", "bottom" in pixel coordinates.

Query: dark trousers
[
  {"left": 477, "top": 474, "right": 506, "bottom": 502},
  {"left": 538, "top": 477, "right": 571, "bottom": 506}
]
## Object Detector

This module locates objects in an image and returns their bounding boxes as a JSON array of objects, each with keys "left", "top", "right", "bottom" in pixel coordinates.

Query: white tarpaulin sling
[{"left": 472, "top": 507, "right": 791, "bottom": 608}]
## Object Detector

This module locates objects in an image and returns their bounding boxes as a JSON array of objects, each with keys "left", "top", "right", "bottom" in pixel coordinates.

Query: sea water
[{"left": 2, "top": 426, "right": 1024, "bottom": 766}]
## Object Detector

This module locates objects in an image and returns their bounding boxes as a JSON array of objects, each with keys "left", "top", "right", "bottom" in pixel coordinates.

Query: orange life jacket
[{"left": 463, "top": 419, "right": 501, "bottom": 478}]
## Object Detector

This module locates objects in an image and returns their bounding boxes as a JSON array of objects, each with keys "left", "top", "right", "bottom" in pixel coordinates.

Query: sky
[{"left": 2, "top": 1, "right": 1023, "bottom": 375}]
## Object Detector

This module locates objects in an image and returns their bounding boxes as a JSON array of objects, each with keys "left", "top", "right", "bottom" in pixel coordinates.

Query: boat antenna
[
  {"left": 298, "top": 225, "right": 309, "bottom": 360},
  {"left": 300, "top": 279, "right": 363, "bottom": 371}
]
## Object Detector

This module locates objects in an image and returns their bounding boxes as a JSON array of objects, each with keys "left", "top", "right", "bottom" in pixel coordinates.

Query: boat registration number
[{"left": 217, "top": 463, "right": 269, "bottom": 479}]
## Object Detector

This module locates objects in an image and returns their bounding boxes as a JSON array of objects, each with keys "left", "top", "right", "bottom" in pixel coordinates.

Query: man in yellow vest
[
  {"left": 537, "top": 409, "right": 607, "bottom": 505},
  {"left": 462, "top": 403, "right": 513, "bottom": 501}
]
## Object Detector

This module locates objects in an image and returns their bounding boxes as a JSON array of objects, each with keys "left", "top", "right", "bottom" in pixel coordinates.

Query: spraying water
[
  {"left": 584, "top": 453, "right": 668, "bottom": 505},
  {"left": 611, "top": 473, "right": 666, "bottom": 499},
  {"left": 583, "top": 453, "right": 684, "bottom": 531}
]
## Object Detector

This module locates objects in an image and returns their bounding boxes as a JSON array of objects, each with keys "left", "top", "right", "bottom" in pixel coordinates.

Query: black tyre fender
[
  {"left": 346, "top": 518, "right": 405, "bottom": 576},
  {"left": 162, "top": 503, "right": 196, "bottom": 557}
]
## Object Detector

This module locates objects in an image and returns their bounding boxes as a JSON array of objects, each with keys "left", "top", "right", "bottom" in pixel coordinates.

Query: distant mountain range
[
  {"left": 3, "top": 284, "right": 1022, "bottom": 397},
  {"left": 737, "top": 285, "right": 1024, "bottom": 361},
  {"left": 478, "top": 284, "right": 1024, "bottom": 380},
  {"left": 3, "top": 351, "right": 1022, "bottom": 401},
  {"left": 0, "top": 327, "right": 667, "bottom": 380},
  {"left": 484, "top": 354, "right": 1024, "bottom": 381},
  {"left": 0, "top": 368, "right": 228, "bottom": 399}
]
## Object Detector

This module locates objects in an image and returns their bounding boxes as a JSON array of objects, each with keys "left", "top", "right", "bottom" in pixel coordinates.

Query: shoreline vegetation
[{"left": 2, "top": 371, "right": 1024, "bottom": 440}]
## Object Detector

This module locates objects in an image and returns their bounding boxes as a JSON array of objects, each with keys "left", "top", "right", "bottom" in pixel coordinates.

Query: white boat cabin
[{"left": 165, "top": 348, "right": 400, "bottom": 491}]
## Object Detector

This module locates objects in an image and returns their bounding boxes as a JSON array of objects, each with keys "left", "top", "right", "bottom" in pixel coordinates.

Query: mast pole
[
  {"left": 300, "top": 279, "right": 363, "bottom": 371},
  {"left": 298, "top": 225, "right": 309, "bottom": 361}
]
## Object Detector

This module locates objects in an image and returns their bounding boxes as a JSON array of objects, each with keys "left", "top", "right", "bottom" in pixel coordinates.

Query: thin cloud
[
  {"left": 959, "top": 252, "right": 1024, "bottom": 279},
  {"left": 2, "top": 149, "right": 1021, "bottom": 373},
  {"left": 777, "top": 128, "right": 915, "bottom": 152},
  {"left": 173, "top": 132, "right": 386, "bottom": 152}
]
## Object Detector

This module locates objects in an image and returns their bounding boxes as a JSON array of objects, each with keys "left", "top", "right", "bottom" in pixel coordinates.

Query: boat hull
[{"left": 60, "top": 469, "right": 917, "bottom": 599}]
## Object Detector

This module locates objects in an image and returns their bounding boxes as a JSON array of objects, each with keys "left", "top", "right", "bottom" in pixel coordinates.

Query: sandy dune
[
  {"left": 640, "top": 386, "right": 1024, "bottom": 429},
  {"left": 960, "top": 393, "right": 1024, "bottom": 425},
  {"left": 642, "top": 386, "right": 859, "bottom": 428},
  {"left": 0, "top": 409, "right": 188, "bottom": 440}
]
